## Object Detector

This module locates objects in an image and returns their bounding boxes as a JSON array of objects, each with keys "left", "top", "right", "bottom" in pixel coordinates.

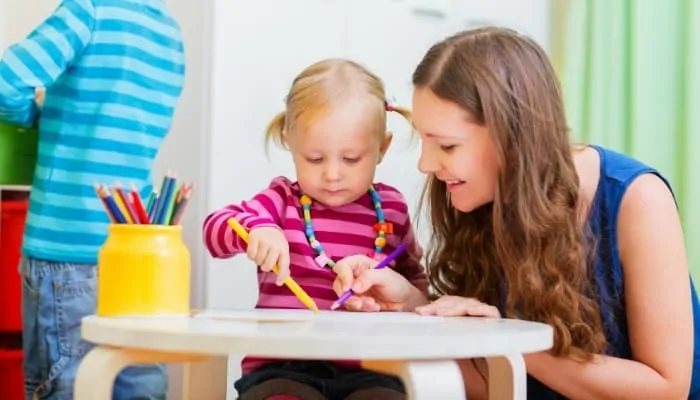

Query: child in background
[
  {"left": 203, "top": 59, "right": 427, "bottom": 400},
  {"left": 0, "top": 0, "right": 185, "bottom": 398}
]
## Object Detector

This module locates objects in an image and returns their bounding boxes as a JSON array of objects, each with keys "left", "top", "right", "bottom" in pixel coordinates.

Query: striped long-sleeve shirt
[
  {"left": 0, "top": 0, "right": 185, "bottom": 263},
  {"left": 203, "top": 176, "right": 428, "bottom": 373}
]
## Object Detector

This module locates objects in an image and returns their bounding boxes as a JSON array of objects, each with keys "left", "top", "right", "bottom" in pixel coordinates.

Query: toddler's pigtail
[
  {"left": 264, "top": 111, "right": 287, "bottom": 156},
  {"left": 386, "top": 103, "right": 415, "bottom": 139},
  {"left": 387, "top": 104, "right": 412, "bottom": 124}
]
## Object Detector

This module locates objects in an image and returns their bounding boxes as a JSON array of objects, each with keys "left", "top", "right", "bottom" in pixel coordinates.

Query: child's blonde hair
[{"left": 265, "top": 59, "right": 411, "bottom": 153}]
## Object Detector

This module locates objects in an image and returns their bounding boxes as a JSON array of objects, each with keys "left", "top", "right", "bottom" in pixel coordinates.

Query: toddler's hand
[
  {"left": 35, "top": 88, "right": 45, "bottom": 108},
  {"left": 247, "top": 227, "right": 290, "bottom": 285},
  {"left": 333, "top": 255, "right": 377, "bottom": 294}
]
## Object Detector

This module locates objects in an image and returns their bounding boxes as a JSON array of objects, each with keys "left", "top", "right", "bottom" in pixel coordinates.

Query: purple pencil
[{"left": 331, "top": 242, "right": 409, "bottom": 310}]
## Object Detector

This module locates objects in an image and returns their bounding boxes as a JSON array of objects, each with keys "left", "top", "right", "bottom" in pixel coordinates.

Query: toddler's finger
[
  {"left": 250, "top": 238, "right": 269, "bottom": 265},
  {"left": 332, "top": 278, "right": 344, "bottom": 297},
  {"left": 246, "top": 237, "right": 259, "bottom": 262},
  {"left": 351, "top": 269, "right": 384, "bottom": 294},
  {"left": 349, "top": 257, "right": 377, "bottom": 274},
  {"left": 274, "top": 263, "right": 289, "bottom": 287},
  {"left": 256, "top": 246, "right": 273, "bottom": 271},
  {"left": 276, "top": 250, "right": 290, "bottom": 285},
  {"left": 332, "top": 264, "right": 354, "bottom": 292},
  {"left": 261, "top": 249, "right": 278, "bottom": 274}
]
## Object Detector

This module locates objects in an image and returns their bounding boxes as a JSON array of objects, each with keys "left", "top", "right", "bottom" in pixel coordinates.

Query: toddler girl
[{"left": 202, "top": 59, "right": 427, "bottom": 400}]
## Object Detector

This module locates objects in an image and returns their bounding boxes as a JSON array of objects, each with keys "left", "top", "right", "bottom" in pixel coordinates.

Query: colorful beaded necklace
[{"left": 300, "top": 186, "right": 393, "bottom": 269}]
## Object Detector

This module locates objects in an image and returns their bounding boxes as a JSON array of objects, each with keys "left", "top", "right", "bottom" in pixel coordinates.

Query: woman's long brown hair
[{"left": 414, "top": 27, "right": 606, "bottom": 360}]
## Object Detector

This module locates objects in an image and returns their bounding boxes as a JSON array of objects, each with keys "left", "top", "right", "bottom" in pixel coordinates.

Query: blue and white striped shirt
[{"left": 0, "top": 0, "right": 185, "bottom": 264}]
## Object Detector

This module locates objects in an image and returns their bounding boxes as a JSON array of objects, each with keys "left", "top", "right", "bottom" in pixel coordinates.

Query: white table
[{"left": 75, "top": 309, "right": 553, "bottom": 399}]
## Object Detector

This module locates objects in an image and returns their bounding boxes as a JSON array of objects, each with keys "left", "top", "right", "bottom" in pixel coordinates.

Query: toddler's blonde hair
[{"left": 265, "top": 59, "right": 411, "bottom": 153}]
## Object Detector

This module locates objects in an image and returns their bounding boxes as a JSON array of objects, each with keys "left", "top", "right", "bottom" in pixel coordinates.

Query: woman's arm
[
  {"left": 458, "top": 359, "right": 489, "bottom": 400},
  {"left": 525, "top": 174, "right": 693, "bottom": 399}
]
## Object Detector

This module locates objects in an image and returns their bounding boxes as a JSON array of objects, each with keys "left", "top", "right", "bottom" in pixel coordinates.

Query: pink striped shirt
[{"left": 202, "top": 176, "right": 428, "bottom": 373}]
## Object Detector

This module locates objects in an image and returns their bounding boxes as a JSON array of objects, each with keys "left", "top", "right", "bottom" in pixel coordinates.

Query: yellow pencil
[{"left": 227, "top": 218, "right": 319, "bottom": 313}]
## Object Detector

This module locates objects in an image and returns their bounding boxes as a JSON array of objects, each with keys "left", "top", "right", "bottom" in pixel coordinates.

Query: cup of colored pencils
[{"left": 94, "top": 172, "right": 193, "bottom": 225}]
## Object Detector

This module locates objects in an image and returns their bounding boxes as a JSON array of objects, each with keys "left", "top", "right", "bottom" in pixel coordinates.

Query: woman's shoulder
[
  {"left": 588, "top": 145, "right": 664, "bottom": 186},
  {"left": 575, "top": 145, "right": 672, "bottom": 203}
]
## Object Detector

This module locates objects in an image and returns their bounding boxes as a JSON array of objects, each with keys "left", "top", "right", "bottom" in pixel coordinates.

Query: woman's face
[{"left": 412, "top": 87, "right": 501, "bottom": 212}]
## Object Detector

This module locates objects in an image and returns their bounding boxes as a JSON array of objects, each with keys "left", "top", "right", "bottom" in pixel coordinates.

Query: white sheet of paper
[{"left": 194, "top": 309, "right": 445, "bottom": 324}]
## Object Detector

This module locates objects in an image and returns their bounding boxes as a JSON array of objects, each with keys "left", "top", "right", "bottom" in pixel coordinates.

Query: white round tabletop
[{"left": 82, "top": 309, "right": 553, "bottom": 360}]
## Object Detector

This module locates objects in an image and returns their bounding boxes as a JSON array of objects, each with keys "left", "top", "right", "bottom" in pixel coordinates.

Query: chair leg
[
  {"left": 485, "top": 354, "right": 527, "bottom": 400},
  {"left": 74, "top": 345, "right": 207, "bottom": 400},
  {"left": 361, "top": 359, "right": 466, "bottom": 400},
  {"left": 183, "top": 355, "right": 229, "bottom": 400}
]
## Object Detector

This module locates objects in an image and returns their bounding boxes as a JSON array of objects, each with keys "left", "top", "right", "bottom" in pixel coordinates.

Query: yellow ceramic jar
[{"left": 97, "top": 224, "right": 190, "bottom": 316}]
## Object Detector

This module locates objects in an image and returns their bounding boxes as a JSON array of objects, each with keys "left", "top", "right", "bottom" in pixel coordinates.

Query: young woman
[{"left": 332, "top": 27, "right": 700, "bottom": 399}]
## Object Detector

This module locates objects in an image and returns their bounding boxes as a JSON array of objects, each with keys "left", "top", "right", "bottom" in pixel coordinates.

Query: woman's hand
[
  {"left": 415, "top": 296, "right": 501, "bottom": 318},
  {"left": 332, "top": 255, "right": 429, "bottom": 312}
]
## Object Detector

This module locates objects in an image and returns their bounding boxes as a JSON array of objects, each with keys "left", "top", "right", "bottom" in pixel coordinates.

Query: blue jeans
[{"left": 20, "top": 257, "right": 168, "bottom": 400}]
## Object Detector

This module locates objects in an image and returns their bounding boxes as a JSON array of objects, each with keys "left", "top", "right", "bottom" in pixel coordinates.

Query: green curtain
[{"left": 555, "top": 0, "right": 700, "bottom": 281}]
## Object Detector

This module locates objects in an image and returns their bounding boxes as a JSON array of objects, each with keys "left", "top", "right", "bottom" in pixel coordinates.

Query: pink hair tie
[{"left": 385, "top": 102, "right": 394, "bottom": 112}]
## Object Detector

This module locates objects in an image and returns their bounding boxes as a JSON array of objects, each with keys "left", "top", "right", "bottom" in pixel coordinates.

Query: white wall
[{"left": 0, "top": 0, "right": 55, "bottom": 47}]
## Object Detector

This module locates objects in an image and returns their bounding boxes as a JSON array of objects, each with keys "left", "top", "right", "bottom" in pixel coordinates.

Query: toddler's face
[{"left": 287, "top": 104, "right": 391, "bottom": 207}]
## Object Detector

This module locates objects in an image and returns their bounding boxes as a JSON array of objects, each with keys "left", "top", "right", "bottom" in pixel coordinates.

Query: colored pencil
[
  {"left": 146, "top": 192, "right": 158, "bottom": 221},
  {"left": 171, "top": 183, "right": 190, "bottom": 213},
  {"left": 130, "top": 183, "right": 150, "bottom": 224},
  {"left": 162, "top": 182, "right": 180, "bottom": 225},
  {"left": 95, "top": 185, "right": 128, "bottom": 224},
  {"left": 93, "top": 184, "right": 116, "bottom": 223},
  {"left": 153, "top": 173, "right": 175, "bottom": 224},
  {"left": 331, "top": 242, "right": 409, "bottom": 310},
  {"left": 175, "top": 183, "right": 186, "bottom": 202},
  {"left": 113, "top": 184, "right": 139, "bottom": 224},
  {"left": 146, "top": 191, "right": 156, "bottom": 213},
  {"left": 169, "top": 185, "right": 192, "bottom": 225},
  {"left": 94, "top": 172, "right": 193, "bottom": 226},
  {"left": 151, "top": 172, "right": 171, "bottom": 223},
  {"left": 110, "top": 186, "right": 133, "bottom": 224},
  {"left": 227, "top": 218, "right": 319, "bottom": 313},
  {"left": 155, "top": 178, "right": 175, "bottom": 224}
]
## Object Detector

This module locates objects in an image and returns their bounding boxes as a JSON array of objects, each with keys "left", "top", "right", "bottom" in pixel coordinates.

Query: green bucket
[{"left": 0, "top": 121, "right": 38, "bottom": 185}]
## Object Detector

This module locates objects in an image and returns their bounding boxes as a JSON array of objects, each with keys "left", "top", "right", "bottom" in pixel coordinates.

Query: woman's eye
[
  {"left": 343, "top": 157, "right": 360, "bottom": 164},
  {"left": 440, "top": 145, "right": 457, "bottom": 152},
  {"left": 306, "top": 158, "right": 323, "bottom": 164}
]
